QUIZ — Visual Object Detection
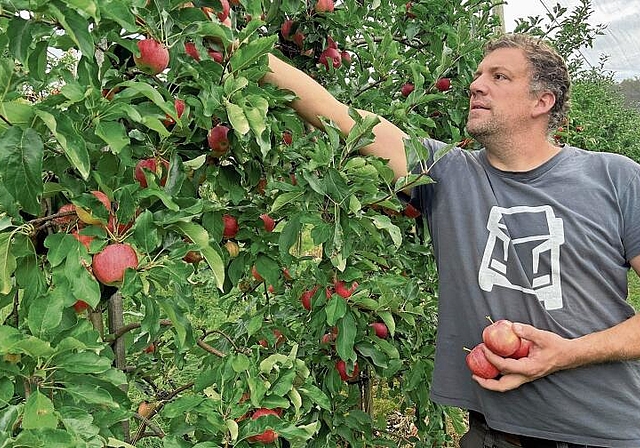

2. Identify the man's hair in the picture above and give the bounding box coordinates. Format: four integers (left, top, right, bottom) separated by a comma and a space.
484, 33, 570, 133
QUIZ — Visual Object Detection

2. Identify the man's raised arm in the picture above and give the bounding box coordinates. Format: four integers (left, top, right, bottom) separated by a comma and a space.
262, 54, 409, 181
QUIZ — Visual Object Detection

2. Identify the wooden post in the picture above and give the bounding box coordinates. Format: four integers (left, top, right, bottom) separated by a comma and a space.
108, 291, 130, 442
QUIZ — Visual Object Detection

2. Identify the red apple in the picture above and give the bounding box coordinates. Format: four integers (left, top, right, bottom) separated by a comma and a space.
215, 0, 230, 21
435, 77, 451, 92
315, 0, 334, 13
334, 280, 358, 298
163, 98, 186, 126
340, 50, 351, 65
260, 214, 275, 232
92, 243, 139, 286
183, 250, 203, 264
144, 343, 155, 353
73, 300, 90, 313
251, 265, 263, 283
76, 191, 111, 225
54, 203, 77, 226
482, 319, 521, 357
511, 338, 532, 359
134, 158, 170, 188
300, 286, 319, 311
208, 49, 224, 64
134, 39, 170, 75
319, 47, 341, 70
247, 408, 279, 444
185, 42, 200, 61
222, 214, 238, 239
72, 231, 94, 251
401, 83, 415, 97
370, 322, 389, 339
465, 343, 500, 379
208, 124, 230, 156
281, 19, 294, 40
282, 131, 293, 146
405, 1, 416, 18
403, 203, 421, 218
137, 401, 155, 419
336, 359, 359, 381
292, 31, 305, 49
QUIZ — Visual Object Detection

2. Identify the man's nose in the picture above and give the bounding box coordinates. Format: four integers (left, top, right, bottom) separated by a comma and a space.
469, 76, 486, 95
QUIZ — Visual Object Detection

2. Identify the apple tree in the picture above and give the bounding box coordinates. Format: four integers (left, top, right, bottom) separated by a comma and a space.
0, 0, 596, 447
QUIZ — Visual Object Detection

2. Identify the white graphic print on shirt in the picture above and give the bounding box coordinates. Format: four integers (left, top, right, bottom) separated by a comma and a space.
478, 205, 565, 310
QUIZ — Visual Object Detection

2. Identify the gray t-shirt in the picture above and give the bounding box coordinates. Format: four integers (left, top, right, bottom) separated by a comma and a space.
413, 139, 640, 447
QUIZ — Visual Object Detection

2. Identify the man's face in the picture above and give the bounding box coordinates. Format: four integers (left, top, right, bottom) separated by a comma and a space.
466, 47, 539, 140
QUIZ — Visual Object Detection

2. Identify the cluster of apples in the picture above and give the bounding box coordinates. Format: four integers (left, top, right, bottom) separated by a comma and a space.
465, 318, 532, 379
55, 190, 139, 315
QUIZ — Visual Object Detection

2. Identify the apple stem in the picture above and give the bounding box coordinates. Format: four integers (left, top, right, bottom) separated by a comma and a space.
485, 315, 495, 324
462, 346, 471, 353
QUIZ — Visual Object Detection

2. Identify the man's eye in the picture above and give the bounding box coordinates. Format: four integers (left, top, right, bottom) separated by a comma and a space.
495, 73, 507, 80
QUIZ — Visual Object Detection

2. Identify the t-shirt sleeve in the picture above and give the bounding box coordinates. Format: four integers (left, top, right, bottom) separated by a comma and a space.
620, 167, 640, 262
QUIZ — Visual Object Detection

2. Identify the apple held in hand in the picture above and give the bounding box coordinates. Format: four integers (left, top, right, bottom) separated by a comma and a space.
92, 243, 139, 286
511, 338, 532, 359
465, 343, 500, 379
482, 318, 521, 357
134, 38, 170, 75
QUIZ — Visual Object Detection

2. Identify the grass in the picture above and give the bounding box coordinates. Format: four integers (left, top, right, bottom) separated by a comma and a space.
629, 270, 640, 310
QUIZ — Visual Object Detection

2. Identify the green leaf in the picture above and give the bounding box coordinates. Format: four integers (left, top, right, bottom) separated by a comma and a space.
63, 382, 119, 408
171, 221, 225, 290
47, 1, 94, 59
7, 17, 33, 65
298, 384, 331, 410
22, 390, 58, 429
0, 127, 44, 215
95, 121, 130, 154
0, 59, 17, 103
229, 36, 277, 73
231, 353, 250, 373
27, 294, 64, 339
0, 377, 14, 407
225, 101, 250, 135
101, 0, 138, 32
336, 311, 357, 362
270, 191, 304, 213
56, 352, 113, 374
35, 110, 91, 180
370, 215, 402, 248
0, 232, 16, 295
325, 296, 346, 326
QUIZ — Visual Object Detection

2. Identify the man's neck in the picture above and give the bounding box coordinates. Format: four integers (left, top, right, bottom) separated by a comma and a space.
483, 135, 561, 172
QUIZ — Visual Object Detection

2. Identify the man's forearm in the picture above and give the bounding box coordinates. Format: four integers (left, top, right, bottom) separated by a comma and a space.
262, 54, 409, 181
564, 313, 640, 369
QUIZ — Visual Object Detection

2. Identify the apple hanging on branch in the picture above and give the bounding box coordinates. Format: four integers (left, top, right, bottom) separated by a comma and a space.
247, 408, 280, 444
92, 243, 139, 286
134, 38, 170, 75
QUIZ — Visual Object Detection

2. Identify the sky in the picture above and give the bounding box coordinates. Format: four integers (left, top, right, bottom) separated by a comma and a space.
502, 0, 640, 80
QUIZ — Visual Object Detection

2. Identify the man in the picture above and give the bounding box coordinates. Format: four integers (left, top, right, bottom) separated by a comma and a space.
263, 34, 640, 447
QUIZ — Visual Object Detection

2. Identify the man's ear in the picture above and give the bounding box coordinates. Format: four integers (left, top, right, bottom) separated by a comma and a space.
532, 90, 556, 119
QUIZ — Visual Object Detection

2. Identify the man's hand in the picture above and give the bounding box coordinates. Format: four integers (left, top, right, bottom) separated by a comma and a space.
472, 323, 572, 392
